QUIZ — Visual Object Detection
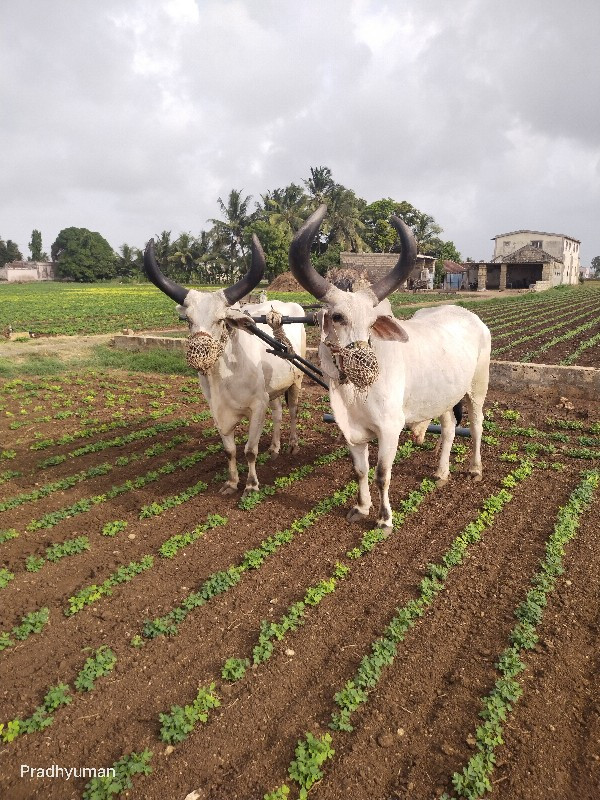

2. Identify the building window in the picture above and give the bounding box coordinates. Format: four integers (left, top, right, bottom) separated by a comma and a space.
531, 240, 542, 248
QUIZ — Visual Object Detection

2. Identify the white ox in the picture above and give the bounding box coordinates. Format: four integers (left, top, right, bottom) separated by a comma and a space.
289, 205, 491, 529
144, 237, 306, 496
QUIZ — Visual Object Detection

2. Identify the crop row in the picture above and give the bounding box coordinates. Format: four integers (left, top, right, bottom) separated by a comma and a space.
441, 468, 599, 799
77, 455, 531, 799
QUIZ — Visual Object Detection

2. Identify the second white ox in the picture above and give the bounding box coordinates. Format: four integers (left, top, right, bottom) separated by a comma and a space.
289, 205, 491, 530
144, 237, 306, 496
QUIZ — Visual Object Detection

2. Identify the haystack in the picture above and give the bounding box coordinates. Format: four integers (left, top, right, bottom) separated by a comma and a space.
267, 272, 304, 291
325, 267, 371, 292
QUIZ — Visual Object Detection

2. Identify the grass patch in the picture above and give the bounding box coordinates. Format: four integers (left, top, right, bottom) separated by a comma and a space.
0, 354, 67, 378
86, 344, 191, 375
0, 345, 190, 379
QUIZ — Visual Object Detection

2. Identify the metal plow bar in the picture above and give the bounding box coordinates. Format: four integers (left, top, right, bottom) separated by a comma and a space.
243, 321, 328, 390
249, 314, 319, 326
323, 413, 472, 438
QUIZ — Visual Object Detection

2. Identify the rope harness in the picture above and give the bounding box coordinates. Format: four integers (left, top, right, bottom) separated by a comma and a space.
264, 309, 294, 354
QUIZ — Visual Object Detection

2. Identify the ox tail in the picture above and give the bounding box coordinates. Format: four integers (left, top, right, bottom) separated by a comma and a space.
284, 389, 290, 407
453, 400, 463, 426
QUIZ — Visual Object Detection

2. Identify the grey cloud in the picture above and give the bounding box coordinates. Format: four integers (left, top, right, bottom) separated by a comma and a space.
1, 0, 598, 264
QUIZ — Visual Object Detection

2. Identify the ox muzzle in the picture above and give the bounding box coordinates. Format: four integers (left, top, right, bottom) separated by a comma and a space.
186, 331, 227, 373
337, 340, 380, 389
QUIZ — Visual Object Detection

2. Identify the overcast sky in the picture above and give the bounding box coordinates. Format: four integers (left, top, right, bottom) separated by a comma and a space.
2, 0, 599, 264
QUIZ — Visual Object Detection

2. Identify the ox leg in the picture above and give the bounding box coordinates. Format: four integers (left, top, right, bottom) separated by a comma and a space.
434, 410, 456, 486
346, 442, 372, 523
219, 431, 239, 495
286, 383, 301, 455
268, 398, 282, 459
375, 436, 400, 530
243, 404, 268, 498
465, 394, 484, 481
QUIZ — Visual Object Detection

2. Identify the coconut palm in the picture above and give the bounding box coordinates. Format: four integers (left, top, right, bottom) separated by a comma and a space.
325, 186, 368, 252
207, 189, 253, 263
263, 183, 308, 235
303, 166, 335, 207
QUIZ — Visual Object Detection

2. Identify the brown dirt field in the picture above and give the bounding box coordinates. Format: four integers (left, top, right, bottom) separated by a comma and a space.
0, 372, 598, 800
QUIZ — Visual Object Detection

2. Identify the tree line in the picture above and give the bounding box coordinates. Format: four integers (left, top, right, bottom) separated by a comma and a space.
2, 166, 464, 284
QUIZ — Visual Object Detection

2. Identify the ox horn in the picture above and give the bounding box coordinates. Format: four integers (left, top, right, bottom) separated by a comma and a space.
288, 204, 331, 300
143, 234, 265, 307
370, 216, 418, 303
144, 239, 189, 305
223, 234, 266, 306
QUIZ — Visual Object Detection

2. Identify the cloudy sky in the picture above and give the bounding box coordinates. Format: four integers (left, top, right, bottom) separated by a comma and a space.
2, 0, 599, 264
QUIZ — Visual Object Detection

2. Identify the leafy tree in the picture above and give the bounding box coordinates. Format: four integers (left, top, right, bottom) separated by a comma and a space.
591, 255, 600, 277
243, 220, 290, 281
0, 238, 23, 268
28, 230, 47, 261
51, 228, 117, 282
361, 199, 426, 252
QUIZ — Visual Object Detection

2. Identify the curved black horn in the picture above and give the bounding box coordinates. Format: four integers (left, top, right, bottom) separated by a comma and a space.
289, 204, 331, 300
144, 239, 189, 305
223, 234, 266, 306
370, 216, 418, 303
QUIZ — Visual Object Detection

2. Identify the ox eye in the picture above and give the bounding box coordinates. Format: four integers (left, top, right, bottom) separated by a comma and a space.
332, 312, 346, 324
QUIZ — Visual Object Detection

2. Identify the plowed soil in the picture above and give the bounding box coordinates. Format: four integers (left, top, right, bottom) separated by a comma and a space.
0, 372, 598, 800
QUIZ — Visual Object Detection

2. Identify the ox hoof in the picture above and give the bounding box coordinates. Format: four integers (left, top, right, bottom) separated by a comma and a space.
435, 476, 449, 487
470, 472, 483, 482
346, 506, 370, 523
376, 520, 393, 532
241, 486, 259, 500
268, 448, 280, 460
290, 444, 300, 455
219, 484, 238, 496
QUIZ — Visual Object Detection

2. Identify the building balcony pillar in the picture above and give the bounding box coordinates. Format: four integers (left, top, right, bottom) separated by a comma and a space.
499, 263, 507, 290
477, 264, 487, 291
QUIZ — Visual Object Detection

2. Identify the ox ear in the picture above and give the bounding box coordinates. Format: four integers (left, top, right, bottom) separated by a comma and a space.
318, 309, 333, 340
224, 310, 255, 331
371, 315, 409, 342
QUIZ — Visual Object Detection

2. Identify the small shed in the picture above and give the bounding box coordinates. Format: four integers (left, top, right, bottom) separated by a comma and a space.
442, 260, 467, 290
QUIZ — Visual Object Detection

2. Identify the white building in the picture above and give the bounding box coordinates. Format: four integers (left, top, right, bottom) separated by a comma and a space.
491, 230, 580, 288
0, 261, 55, 282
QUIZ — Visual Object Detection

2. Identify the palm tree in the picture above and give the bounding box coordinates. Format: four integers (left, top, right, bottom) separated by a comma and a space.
303, 166, 335, 207
207, 189, 253, 263
325, 186, 368, 252
410, 212, 443, 254
168, 232, 199, 282
152, 231, 173, 274
264, 183, 308, 235
116, 243, 141, 279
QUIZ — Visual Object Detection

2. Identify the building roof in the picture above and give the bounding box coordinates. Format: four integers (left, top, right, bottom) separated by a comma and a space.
442, 260, 467, 274
493, 244, 561, 264
492, 230, 580, 243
